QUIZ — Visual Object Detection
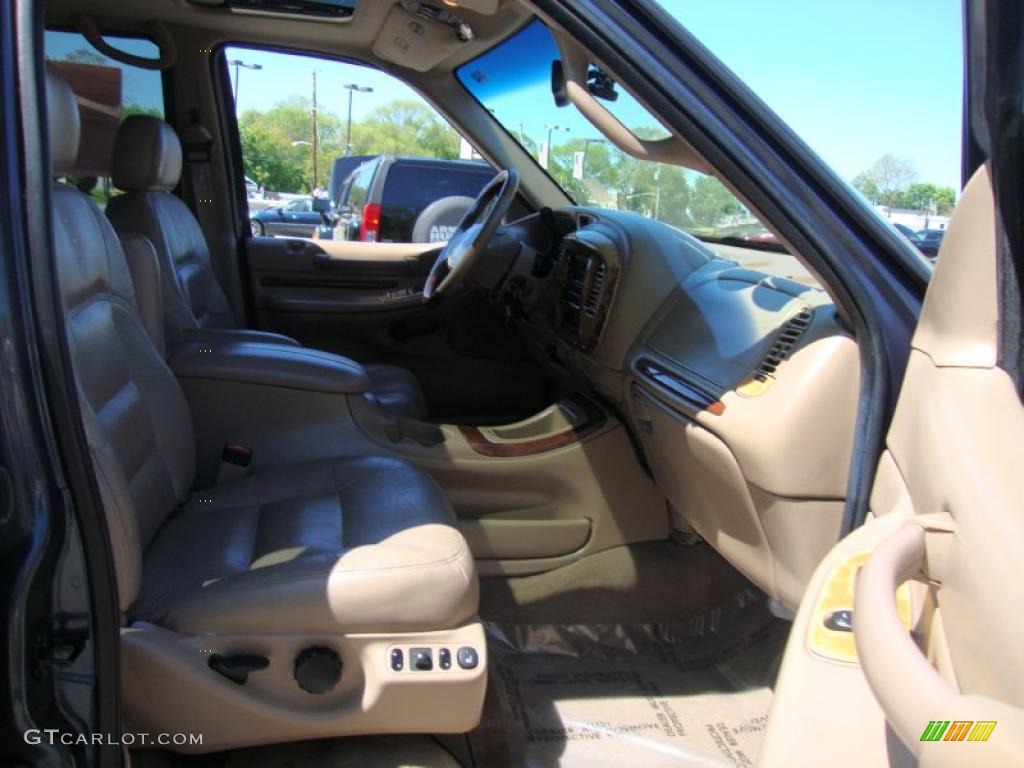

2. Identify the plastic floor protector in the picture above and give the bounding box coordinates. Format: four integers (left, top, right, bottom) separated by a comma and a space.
469, 589, 788, 768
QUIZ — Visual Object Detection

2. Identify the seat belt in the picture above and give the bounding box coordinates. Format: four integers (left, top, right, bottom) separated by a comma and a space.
180, 111, 234, 302
217, 443, 253, 484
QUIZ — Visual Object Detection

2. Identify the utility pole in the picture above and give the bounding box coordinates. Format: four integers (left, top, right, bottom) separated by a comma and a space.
311, 69, 318, 193
581, 137, 605, 178
543, 124, 569, 170
343, 83, 374, 156
229, 59, 262, 104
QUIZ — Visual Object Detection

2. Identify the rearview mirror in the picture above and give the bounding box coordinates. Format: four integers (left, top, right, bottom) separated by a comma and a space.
551, 60, 570, 108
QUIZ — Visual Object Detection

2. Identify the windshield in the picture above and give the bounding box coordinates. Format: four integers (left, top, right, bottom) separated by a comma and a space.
456, 20, 779, 252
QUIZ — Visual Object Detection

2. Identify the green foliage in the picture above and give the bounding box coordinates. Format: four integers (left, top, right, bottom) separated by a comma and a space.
238, 120, 308, 193
122, 103, 163, 118
899, 182, 956, 214
349, 101, 459, 159
689, 175, 742, 227
852, 154, 957, 213
238, 98, 460, 192
853, 153, 918, 206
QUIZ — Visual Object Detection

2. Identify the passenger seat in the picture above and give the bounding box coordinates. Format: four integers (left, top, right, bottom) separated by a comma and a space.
105, 115, 428, 420
47, 66, 483, 752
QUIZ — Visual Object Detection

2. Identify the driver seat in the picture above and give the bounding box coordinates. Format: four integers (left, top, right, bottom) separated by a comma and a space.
105, 115, 428, 420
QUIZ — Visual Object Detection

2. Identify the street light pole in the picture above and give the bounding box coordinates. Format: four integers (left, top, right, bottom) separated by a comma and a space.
310, 70, 319, 192
581, 137, 605, 178
543, 124, 569, 170
343, 83, 374, 156
229, 59, 262, 104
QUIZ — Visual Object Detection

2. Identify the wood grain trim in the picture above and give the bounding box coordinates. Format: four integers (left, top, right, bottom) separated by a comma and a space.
459, 399, 607, 458
635, 358, 726, 415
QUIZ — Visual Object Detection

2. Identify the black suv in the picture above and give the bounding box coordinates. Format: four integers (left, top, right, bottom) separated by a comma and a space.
330, 155, 498, 243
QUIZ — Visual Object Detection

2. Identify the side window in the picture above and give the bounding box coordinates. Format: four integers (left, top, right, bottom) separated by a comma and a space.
44, 30, 165, 207
226, 46, 493, 243
345, 163, 374, 211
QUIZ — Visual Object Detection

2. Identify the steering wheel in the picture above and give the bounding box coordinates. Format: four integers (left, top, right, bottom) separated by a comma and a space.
422, 169, 520, 301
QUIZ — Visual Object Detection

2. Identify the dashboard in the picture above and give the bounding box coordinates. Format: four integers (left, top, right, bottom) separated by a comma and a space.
498, 207, 862, 609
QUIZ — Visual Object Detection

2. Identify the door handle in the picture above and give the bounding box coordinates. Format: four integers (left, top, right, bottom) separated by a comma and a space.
854, 521, 1023, 762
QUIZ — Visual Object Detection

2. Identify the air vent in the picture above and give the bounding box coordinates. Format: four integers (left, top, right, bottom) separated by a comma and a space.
577, 213, 596, 228
563, 254, 588, 306
584, 260, 607, 316
742, 308, 813, 394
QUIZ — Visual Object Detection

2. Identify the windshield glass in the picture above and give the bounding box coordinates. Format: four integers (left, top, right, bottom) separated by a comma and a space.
454, 20, 817, 284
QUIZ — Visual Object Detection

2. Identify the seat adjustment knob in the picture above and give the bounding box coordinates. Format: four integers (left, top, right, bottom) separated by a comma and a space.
294, 646, 342, 694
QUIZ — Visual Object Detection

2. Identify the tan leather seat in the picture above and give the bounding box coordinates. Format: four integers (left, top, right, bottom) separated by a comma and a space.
47, 63, 476, 650
104, 115, 429, 420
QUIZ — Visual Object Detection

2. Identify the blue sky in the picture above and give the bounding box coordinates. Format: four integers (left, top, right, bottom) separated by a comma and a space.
49, 1, 965, 192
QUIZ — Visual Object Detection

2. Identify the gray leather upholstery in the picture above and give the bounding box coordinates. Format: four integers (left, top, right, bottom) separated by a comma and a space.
364, 364, 430, 420
134, 457, 476, 634
53, 183, 196, 610
167, 340, 373, 395
111, 115, 182, 192
171, 328, 302, 347
46, 64, 79, 175
119, 232, 166, 355
106, 115, 429, 420
47, 69, 475, 629
105, 179, 237, 333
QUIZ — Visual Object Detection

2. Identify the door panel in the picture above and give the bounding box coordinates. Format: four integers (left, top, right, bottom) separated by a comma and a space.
247, 236, 546, 421
856, 165, 1024, 764
762, 165, 1024, 767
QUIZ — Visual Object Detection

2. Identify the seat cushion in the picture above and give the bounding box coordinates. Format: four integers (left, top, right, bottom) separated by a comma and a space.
132, 456, 477, 635
365, 364, 429, 420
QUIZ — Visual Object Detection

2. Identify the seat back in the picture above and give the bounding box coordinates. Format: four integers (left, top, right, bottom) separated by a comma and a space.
47, 67, 196, 611
106, 115, 236, 336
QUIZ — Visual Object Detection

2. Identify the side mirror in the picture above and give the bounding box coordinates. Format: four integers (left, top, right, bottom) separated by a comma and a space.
311, 197, 331, 214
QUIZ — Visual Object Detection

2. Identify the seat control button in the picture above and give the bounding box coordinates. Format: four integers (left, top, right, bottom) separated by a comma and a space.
457, 646, 478, 670
410, 647, 433, 671
824, 609, 854, 632
439, 648, 452, 670
390, 648, 404, 671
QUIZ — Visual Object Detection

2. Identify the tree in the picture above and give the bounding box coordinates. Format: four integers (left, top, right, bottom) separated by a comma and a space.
852, 154, 917, 207
238, 120, 307, 193
889, 182, 958, 215
349, 101, 459, 159
934, 186, 957, 215
689, 174, 741, 228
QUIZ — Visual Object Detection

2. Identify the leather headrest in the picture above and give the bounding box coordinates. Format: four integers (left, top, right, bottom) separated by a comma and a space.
46, 64, 81, 176
112, 115, 183, 191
